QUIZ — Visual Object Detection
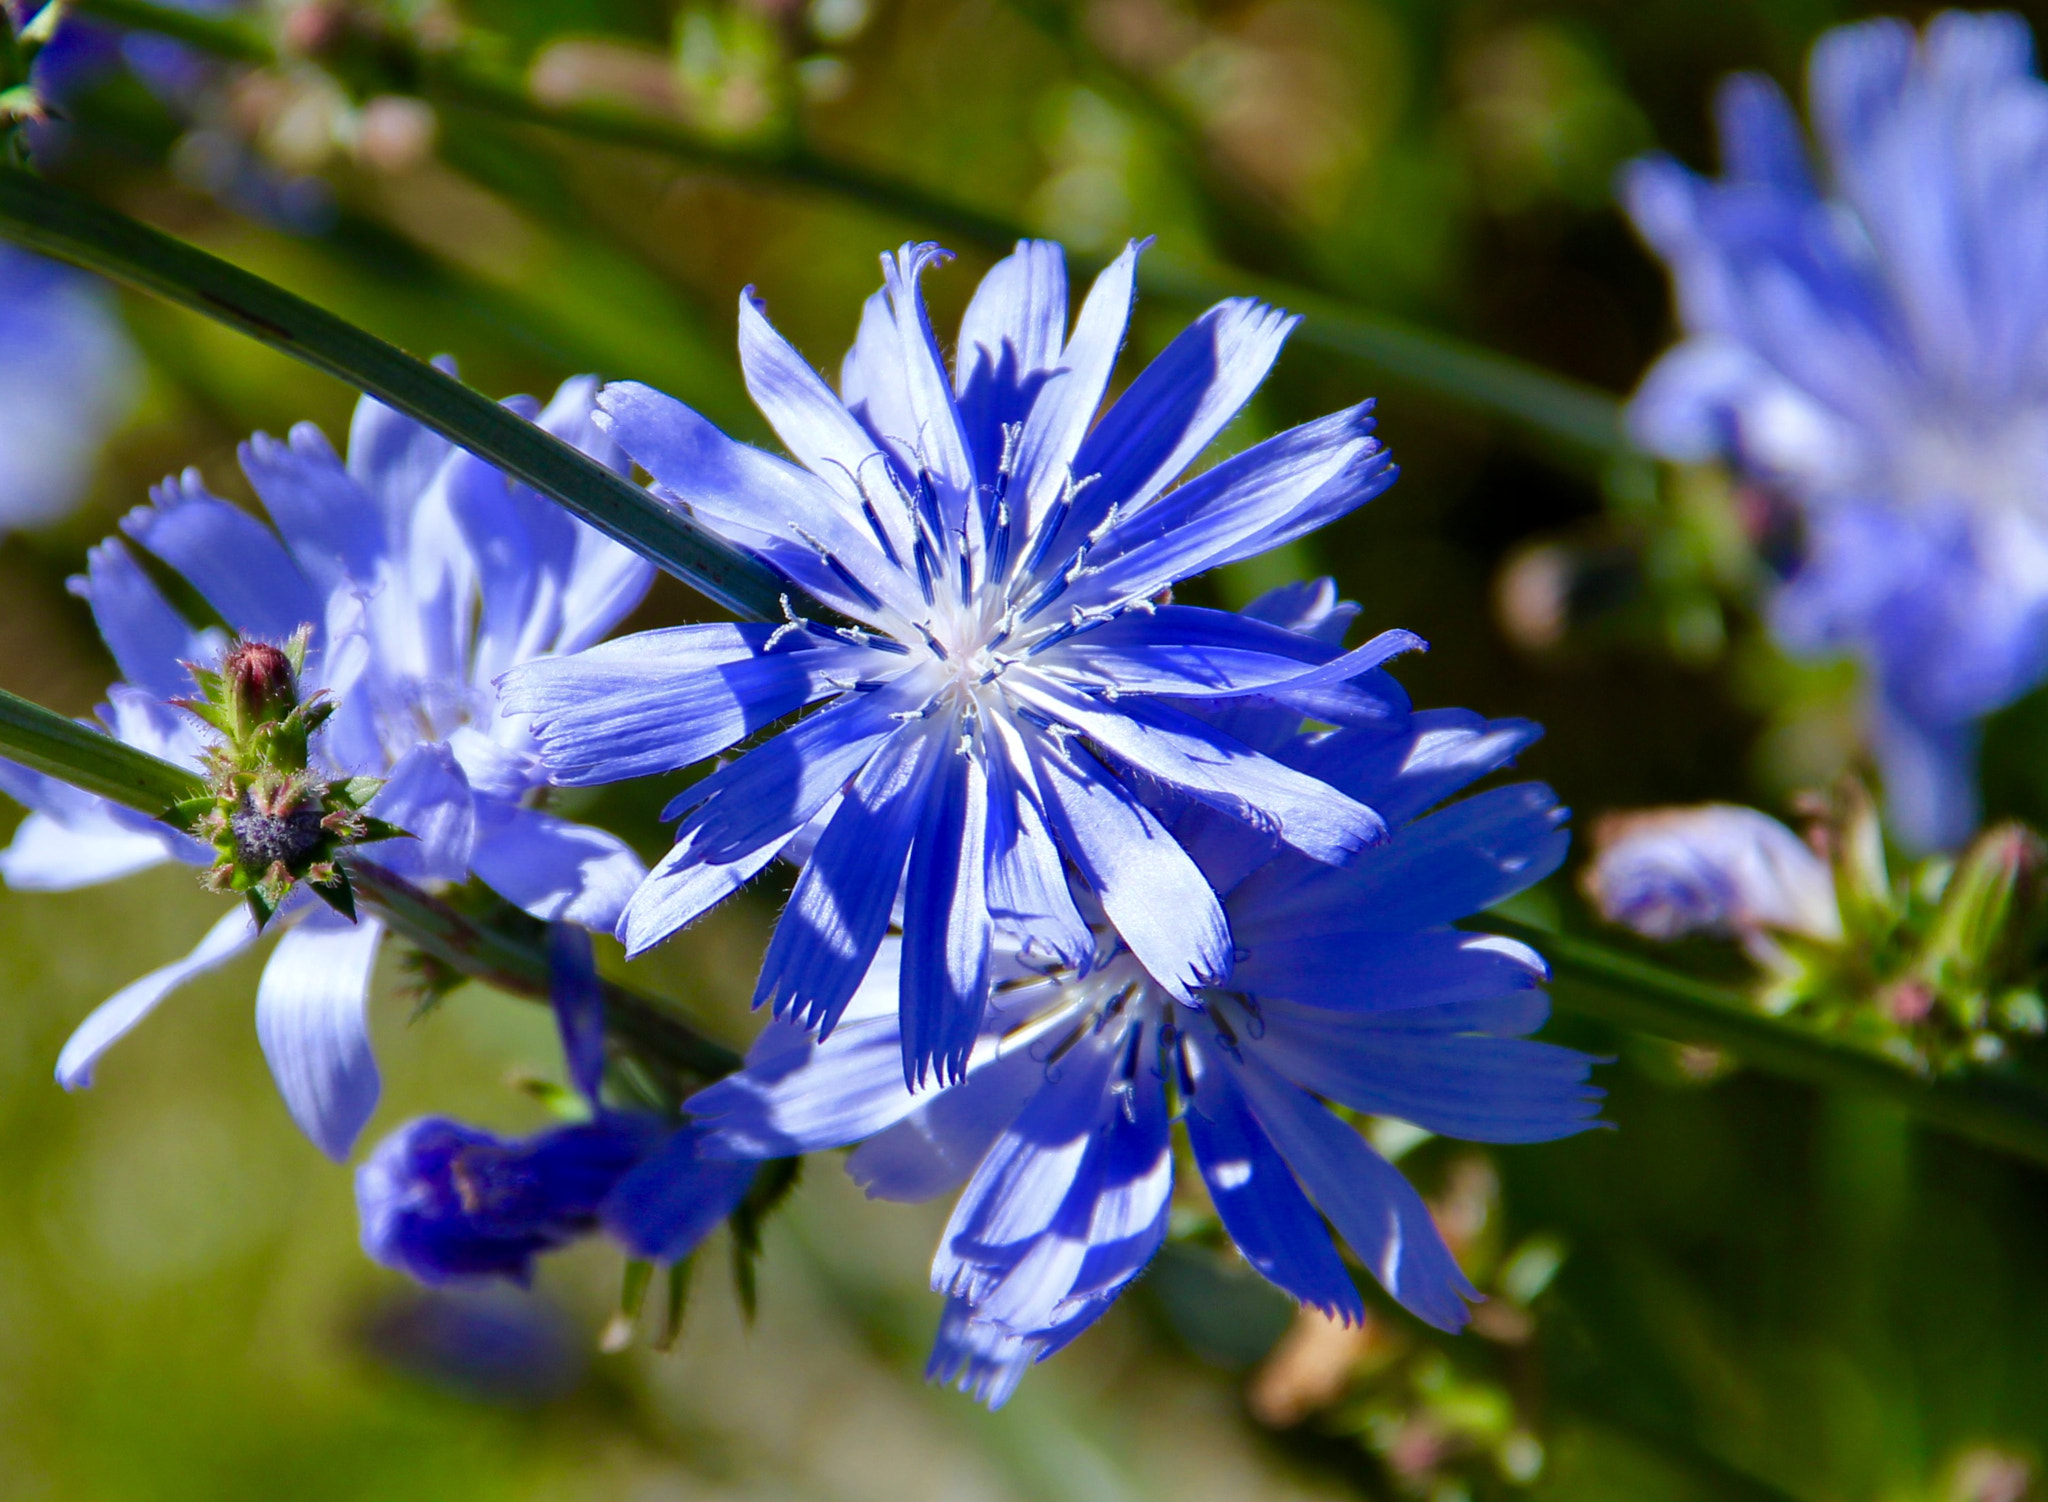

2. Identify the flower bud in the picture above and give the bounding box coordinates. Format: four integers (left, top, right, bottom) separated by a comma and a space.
222, 639, 299, 732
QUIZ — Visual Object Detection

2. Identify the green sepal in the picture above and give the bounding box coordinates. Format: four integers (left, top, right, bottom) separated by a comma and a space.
653, 1256, 695, 1354
728, 1157, 801, 1326
309, 864, 358, 922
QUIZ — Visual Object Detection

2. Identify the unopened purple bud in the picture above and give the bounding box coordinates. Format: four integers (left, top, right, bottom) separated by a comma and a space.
223, 639, 298, 725
1585, 804, 1842, 945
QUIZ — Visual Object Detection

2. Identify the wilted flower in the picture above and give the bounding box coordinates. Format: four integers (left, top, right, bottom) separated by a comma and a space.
681, 584, 1601, 1405
1621, 12, 2048, 850
503, 239, 1410, 1089
359, 928, 753, 1285
0, 375, 654, 1158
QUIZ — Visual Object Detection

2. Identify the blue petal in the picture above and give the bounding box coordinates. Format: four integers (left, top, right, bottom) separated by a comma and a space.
1184, 1061, 1363, 1322
1230, 782, 1570, 941
734, 292, 899, 504
925, 1296, 1040, 1409
470, 803, 645, 931
1014, 678, 1386, 865
954, 240, 1068, 478
503, 624, 878, 786
56, 907, 261, 1089
1240, 576, 1361, 644
900, 743, 994, 1088
1029, 736, 1230, 1001
662, 674, 932, 862
596, 380, 918, 625
547, 924, 607, 1104
346, 364, 456, 521
1248, 996, 1605, 1143
689, 984, 921, 1158
1041, 605, 1419, 703
1282, 710, 1546, 827
255, 910, 385, 1161
878, 243, 978, 527
601, 1128, 757, 1262
1714, 72, 1815, 192
980, 719, 1092, 967
122, 469, 320, 643
937, 1024, 1172, 1335
362, 742, 475, 884
847, 1041, 1046, 1202
619, 826, 795, 957
1009, 240, 1143, 540
1050, 296, 1299, 552
0, 806, 179, 890
1236, 928, 1550, 1013
69, 538, 204, 700
1229, 1047, 1477, 1332
238, 423, 387, 590
755, 726, 932, 1035
840, 283, 918, 476
359, 1112, 657, 1286
1058, 404, 1394, 616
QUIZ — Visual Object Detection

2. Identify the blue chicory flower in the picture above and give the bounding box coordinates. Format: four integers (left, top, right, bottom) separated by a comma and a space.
0, 375, 656, 1159
502, 239, 1410, 1090
1584, 803, 1842, 950
1621, 11, 2048, 850
680, 582, 1603, 1405
359, 927, 753, 1284
0, 245, 135, 532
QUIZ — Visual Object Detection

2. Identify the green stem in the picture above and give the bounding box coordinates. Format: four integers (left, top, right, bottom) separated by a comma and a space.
0, 169, 790, 623
1481, 915, 2048, 1168
65, 0, 1629, 456
0, 687, 738, 1079
346, 865, 740, 1079
0, 686, 205, 811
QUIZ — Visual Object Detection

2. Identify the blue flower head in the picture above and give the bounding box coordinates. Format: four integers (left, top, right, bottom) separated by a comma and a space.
680, 582, 1603, 1405
0, 375, 657, 1160
359, 927, 753, 1285
504, 240, 1409, 1090
0, 245, 135, 531
1622, 11, 2048, 850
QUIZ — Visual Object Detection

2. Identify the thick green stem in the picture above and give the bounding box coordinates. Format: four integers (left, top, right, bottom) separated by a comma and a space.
0, 686, 206, 811
1481, 915, 2048, 1168
0, 170, 789, 622
65, 0, 1629, 456
0, 687, 738, 1079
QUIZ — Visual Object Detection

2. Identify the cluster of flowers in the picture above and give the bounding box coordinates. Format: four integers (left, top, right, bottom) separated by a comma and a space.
0, 238, 1603, 1402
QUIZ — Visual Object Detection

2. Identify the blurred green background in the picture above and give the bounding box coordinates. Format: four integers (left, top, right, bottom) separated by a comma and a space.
9, 0, 2048, 1496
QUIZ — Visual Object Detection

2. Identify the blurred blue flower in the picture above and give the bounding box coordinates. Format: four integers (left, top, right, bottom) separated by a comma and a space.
682, 582, 1602, 1405
0, 245, 135, 531
0, 375, 656, 1160
360, 928, 753, 1284
1584, 804, 1841, 954
1623, 12, 2048, 850
503, 239, 1408, 1089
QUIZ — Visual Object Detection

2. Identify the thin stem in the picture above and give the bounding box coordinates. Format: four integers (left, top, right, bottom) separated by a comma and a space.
0, 169, 791, 623
1480, 915, 2048, 1168
347, 865, 741, 1079
0, 686, 739, 1079
65, 0, 1629, 456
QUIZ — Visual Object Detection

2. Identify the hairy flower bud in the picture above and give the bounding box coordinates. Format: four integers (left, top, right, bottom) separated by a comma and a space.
175, 628, 405, 927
